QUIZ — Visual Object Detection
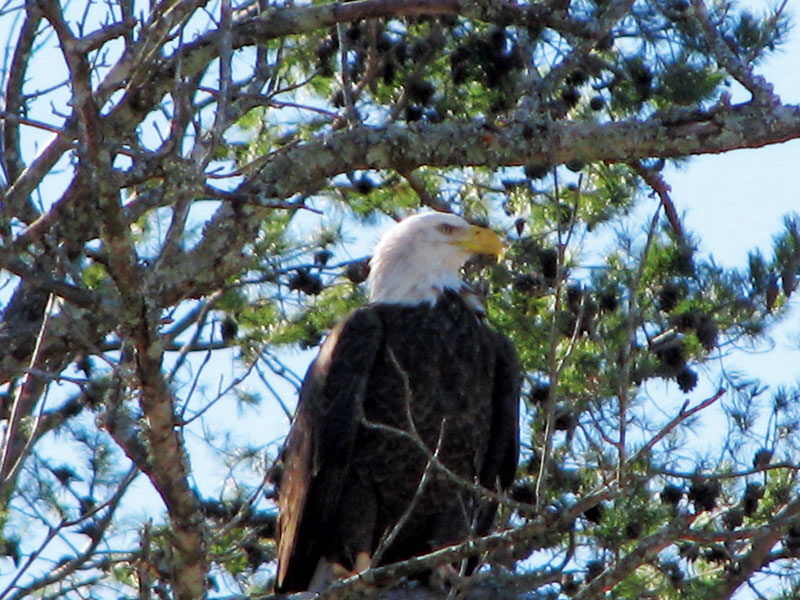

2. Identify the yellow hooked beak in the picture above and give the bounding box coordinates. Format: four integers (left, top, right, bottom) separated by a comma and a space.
454, 225, 504, 261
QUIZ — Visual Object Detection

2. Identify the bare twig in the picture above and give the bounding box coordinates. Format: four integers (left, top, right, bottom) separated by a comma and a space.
181, 354, 260, 426
0, 293, 55, 485
360, 416, 535, 517
615, 202, 663, 484
321, 487, 616, 598
336, 22, 358, 125
1, 467, 138, 600
658, 461, 799, 480
629, 160, 684, 241
631, 388, 726, 465
167, 290, 223, 385
372, 420, 447, 567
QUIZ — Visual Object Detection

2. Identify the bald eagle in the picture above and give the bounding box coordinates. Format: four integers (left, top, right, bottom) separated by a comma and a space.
274, 212, 520, 592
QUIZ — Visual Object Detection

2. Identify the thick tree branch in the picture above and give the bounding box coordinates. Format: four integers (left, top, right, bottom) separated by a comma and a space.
133, 344, 208, 600
0, 254, 99, 310
243, 102, 800, 202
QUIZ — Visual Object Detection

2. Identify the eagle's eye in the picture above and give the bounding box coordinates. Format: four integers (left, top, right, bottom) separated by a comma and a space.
437, 223, 458, 235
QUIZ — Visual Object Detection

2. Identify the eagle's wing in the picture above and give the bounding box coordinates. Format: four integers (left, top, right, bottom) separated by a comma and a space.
467, 330, 520, 551
480, 330, 521, 491
275, 307, 383, 592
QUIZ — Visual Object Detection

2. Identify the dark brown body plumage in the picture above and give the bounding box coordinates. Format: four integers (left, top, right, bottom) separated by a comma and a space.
274, 291, 520, 593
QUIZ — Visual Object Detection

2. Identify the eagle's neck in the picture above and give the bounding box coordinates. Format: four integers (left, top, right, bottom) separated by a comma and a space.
368, 273, 467, 306
367, 263, 486, 314
367, 248, 468, 306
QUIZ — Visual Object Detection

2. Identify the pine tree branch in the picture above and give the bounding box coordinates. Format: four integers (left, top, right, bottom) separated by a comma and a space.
629, 161, 684, 241
716, 496, 800, 598
572, 514, 698, 600
689, 0, 778, 105
0, 467, 138, 600
243, 102, 800, 204
631, 388, 726, 465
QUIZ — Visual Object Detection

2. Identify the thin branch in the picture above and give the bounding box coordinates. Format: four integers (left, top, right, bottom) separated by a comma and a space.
320, 487, 616, 599
717, 495, 800, 598
372, 420, 447, 567
398, 169, 450, 212
615, 201, 663, 485
690, 0, 778, 105
629, 160, 684, 241
336, 22, 358, 125
167, 290, 223, 385
536, 168, 569, 509
0, 293, 54, 485
573, 513, 698, 600
181, 355, 260, 426
0, 110, 64, 134
631, 388, 726, 465
1, 467, 138, 600
255, 360, 295, 423
360, 417, 536, 517
658, 461, 799, 480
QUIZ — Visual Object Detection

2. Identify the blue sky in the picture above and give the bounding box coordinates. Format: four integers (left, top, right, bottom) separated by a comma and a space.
667, 0, 799, 268
662, 4, 800, 394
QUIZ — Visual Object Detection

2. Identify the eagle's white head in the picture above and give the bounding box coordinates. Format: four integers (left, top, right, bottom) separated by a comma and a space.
367, 212, 503, 305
